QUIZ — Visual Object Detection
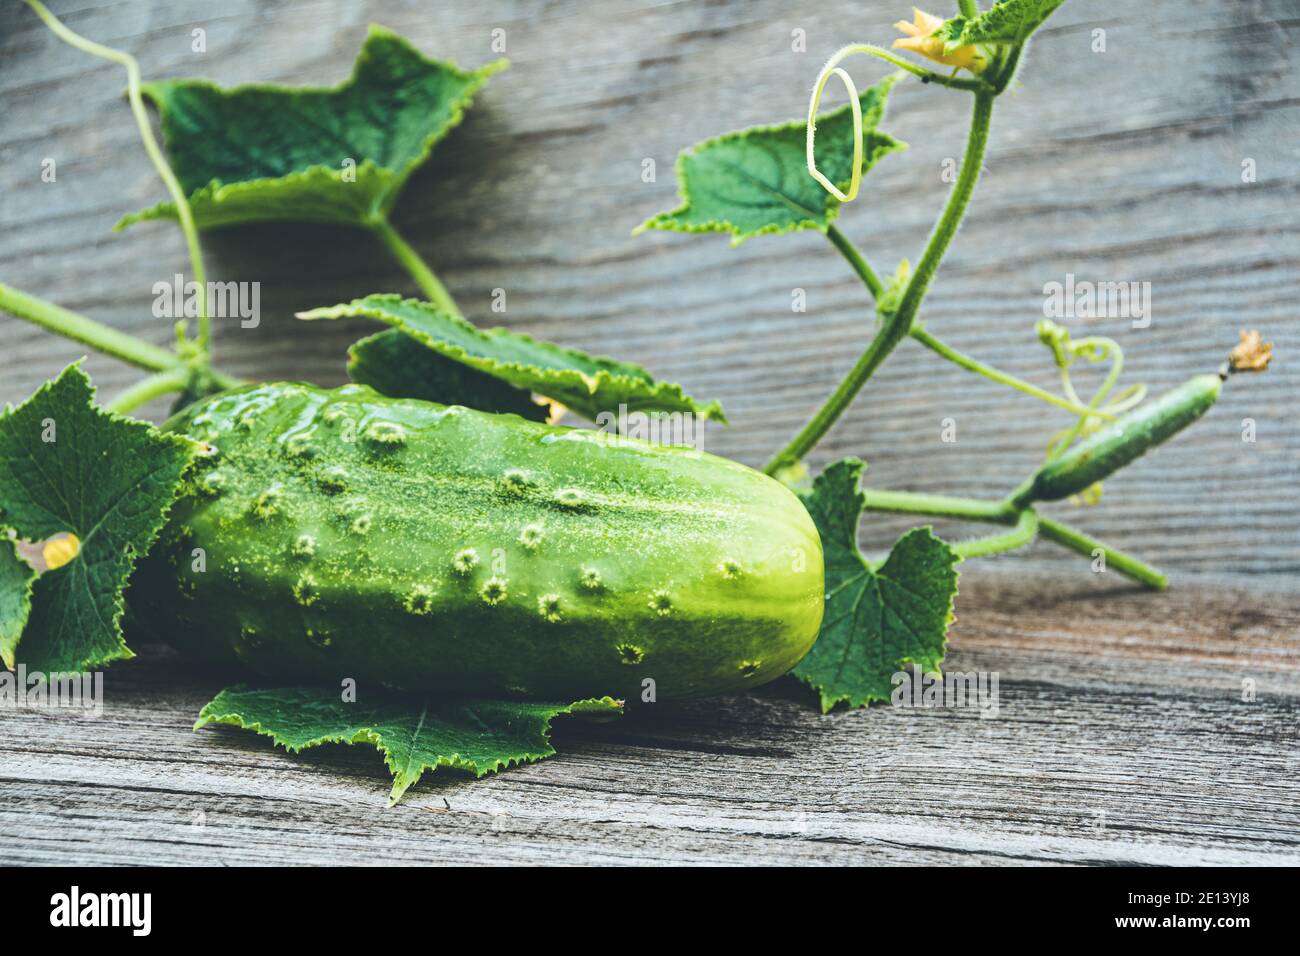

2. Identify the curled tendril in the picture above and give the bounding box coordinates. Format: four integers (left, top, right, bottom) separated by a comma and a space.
807, 44, 924, 204
806, 39, 993, 204
808, 61, 863, 202
1036, 319, 1149, 503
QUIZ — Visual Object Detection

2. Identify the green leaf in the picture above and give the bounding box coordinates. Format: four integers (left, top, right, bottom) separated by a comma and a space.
116, 25, 506, 231
195, 685, 624, 805
636, 72, 905, 245
0, 365, 195, 672
300, 294, 727, 423
792, 458, 960, 712
348, 328, 548, 421
942, 0, 1067, 52
0, 538, 36, 670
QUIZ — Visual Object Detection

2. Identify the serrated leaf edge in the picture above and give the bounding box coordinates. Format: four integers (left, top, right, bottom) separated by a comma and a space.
0, 537, 36, 671
194, 689, 623, 805
299, 294, 728, 422
116, 24, 508, 231
942, 0, 1067, 51
635, 72, 907, 247
811, 525, 960, 712
794, 457, 961, 713
0, 362, 198, 672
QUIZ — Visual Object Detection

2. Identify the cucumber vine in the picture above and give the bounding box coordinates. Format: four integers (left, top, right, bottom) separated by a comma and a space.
643, 0, 1271, 591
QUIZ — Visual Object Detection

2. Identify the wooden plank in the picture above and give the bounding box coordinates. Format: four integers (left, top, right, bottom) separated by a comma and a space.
0, 0, 1296, 865
1, 571, 1296, 866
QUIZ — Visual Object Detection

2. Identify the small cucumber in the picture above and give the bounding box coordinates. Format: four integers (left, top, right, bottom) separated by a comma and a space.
1013, 373, 1222, 506
132, 383, 824, 700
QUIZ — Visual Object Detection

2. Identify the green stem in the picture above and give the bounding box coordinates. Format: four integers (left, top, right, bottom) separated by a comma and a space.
0, 281, 178, 371
766, 90, 996, 475
826, 225, 883, 300
987, 44, 1023, 94
861, 488, 1016, 523
823, 229, 1108, 422
910, 325, 1117, 420
1037, 516, 1168, 590
886, 89, 994, 367
28, 0, 210, 351
952, 507, 1038, 560
855, 486, 1167, 588
370, 216, 463, 318
957, 0, 979, 16
105, 367, 192, 414
818, 44, 992, 94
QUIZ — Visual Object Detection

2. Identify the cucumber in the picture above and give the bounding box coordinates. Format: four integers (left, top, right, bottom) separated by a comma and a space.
131, 382, 824, 700
1013, 373, 1223, 506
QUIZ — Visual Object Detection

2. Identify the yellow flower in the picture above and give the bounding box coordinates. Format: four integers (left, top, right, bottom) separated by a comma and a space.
42, 532, 80, 570
893, 8, 987, 73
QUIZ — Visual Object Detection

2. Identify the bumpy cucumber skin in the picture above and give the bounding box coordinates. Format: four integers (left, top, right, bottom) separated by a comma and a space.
132, 383, 824, 700
1025, 373, 1222, 503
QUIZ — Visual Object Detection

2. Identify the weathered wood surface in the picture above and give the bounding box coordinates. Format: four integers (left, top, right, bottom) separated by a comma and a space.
1, 0, 1297, 865
2, 572, 1297, 866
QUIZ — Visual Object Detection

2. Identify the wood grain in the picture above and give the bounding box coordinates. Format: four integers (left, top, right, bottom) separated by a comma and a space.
0, 0, 1297, 865
1, 570, 1296, 866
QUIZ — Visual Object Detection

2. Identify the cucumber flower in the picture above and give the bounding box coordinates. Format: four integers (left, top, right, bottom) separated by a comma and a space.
893, 8, 987, 73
